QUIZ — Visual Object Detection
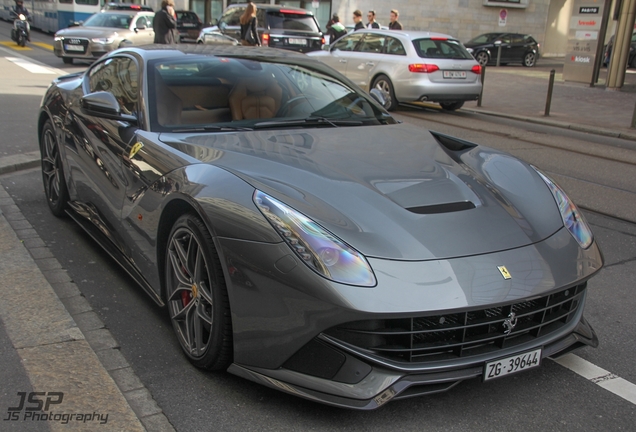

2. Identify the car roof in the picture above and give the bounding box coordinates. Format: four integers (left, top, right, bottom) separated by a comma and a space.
226, 3, 315, 15
121, 44, 314, 62
350, 29, 459, 41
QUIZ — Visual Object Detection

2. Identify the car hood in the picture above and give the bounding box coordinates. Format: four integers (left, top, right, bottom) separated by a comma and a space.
55, 27, 128, 38
159, 124, 563, 260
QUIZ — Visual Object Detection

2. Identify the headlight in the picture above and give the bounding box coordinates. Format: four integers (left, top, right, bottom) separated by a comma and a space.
18, 14, 26, 20
532, 167, 593, 249
54, 36, 63, 41
254, 190, 376, 287
91, 37, 115, 44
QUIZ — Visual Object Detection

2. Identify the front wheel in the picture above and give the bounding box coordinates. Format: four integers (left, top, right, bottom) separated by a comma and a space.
523, 52, 536, 67
475, 51, 489, 67
440, 101, 464, 111
18, 34, 25, 47
371, 74, 398, 111
165, 214, 233, 370
40, 120, 69, 217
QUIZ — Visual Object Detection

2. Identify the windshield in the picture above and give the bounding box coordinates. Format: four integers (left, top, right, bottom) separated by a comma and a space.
412, 38, 473, 60
148, 56, 393, 132
266, 12, 320, 32
467, 33, 502, 45
83, 13, 133, 29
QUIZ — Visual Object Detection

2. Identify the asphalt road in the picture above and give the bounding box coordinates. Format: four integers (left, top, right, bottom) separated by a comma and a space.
0, 19, 635, 431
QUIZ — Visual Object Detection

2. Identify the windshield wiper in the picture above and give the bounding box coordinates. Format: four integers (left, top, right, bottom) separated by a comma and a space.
253, 116, 363, 129
170, 125, 253, 133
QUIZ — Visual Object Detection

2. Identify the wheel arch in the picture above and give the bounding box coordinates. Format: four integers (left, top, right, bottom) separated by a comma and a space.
37, 110, 52, 150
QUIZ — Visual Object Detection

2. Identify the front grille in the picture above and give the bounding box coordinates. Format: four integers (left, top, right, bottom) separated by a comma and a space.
62, 38, 89, 54
324, 284, 585, 363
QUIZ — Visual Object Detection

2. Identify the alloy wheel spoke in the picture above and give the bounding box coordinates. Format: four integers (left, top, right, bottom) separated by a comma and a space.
168, 247, 192, 286
196, 301, 213, 326
193, 312, 205, 355
173, 294, 196, 322
173, 234, 192, 277
193, 247, 203, 283
168, 284, 192, 302
198, 280, 214, 306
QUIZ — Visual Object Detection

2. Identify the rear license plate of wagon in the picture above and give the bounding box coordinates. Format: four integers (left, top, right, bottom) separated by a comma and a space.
484, 348, 542, 381
288, 38, 306, 45
443, 71, 466, 79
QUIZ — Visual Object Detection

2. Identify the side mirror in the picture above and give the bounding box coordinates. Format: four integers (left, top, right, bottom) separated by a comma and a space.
68, 21, 81, 28
494, 40, 502, 46
219, 21, 227, 30
209, 18, 218, 26
369, 89, 390, 109
81, 92, 137, 124
322, 44, 330, 51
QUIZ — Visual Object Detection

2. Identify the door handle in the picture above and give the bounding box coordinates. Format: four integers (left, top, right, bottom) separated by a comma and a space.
339, 59, 347, 63
366, 62, 375, 66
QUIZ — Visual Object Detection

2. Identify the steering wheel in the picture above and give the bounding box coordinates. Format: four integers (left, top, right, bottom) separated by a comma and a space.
345, 97, 366, 115
277, 95, 320, 117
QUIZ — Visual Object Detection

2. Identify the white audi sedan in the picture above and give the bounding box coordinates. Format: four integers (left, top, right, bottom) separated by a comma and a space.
308, 29, 482, 111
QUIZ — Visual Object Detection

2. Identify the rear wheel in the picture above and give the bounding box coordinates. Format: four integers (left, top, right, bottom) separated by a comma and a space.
523, 52, 536, 67
371, 74, 398, 111
40, 120, 69, 217
62, 57, 73, 65
440, 101, 464, 111
475, 51, 489, 67
165, 214, 233, 370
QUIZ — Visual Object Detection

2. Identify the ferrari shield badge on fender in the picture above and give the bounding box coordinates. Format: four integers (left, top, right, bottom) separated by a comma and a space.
129, 142, 144, 159
498, 266, 512, 280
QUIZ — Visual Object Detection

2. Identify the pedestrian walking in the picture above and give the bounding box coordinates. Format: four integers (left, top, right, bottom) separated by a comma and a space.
327, 14, 347, 43
240, 2, 261, 46
388, 9, 403, 30
366, 10, 380, 29
153, 0, 177, 44
352, 9, 364, 31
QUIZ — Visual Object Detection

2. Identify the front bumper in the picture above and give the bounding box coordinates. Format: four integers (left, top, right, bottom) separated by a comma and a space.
53, 38, 116, 61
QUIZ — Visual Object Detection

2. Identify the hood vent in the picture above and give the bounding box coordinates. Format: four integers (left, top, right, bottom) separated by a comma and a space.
430, 131, 477, 152
406, 201, 476, 215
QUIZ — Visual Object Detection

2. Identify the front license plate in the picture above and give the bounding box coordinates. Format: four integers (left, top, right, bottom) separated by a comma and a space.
443, 71, 467, 79
484, 348, 542, 381
64, 45, 84, 52
288, 38, 306, 45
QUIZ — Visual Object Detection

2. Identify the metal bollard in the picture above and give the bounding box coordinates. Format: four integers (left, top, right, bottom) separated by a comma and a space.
477, 65, 486, 107
496, 45, 502, 67
631, 99, 636, 128
544, 69, 555, 117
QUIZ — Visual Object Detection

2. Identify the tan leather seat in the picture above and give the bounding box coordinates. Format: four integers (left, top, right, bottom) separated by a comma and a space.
229, 77, 282, 121
155, 73, 183, 126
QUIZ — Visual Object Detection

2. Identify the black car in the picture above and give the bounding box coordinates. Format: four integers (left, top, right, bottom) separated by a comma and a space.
603, 33, 636, 68
102, 2, 153, 12
212, 4, 323, 53
464, 33, 540, 67
176, 10, 202, 41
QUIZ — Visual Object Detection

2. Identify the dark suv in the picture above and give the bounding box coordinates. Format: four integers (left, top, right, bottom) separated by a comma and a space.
213, 4, 323, 53
464, 33, 540, 67
176, 10, 202, 41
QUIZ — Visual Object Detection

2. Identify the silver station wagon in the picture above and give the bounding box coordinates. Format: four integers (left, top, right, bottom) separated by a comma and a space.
308, 29, 482, 111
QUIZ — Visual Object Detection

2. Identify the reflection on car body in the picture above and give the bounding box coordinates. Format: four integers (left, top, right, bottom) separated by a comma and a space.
38, 44, 602, 410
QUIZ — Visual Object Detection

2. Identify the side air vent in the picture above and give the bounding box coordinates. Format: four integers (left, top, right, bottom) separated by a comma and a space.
430, 131, 478, 152
406, 201, 475, 214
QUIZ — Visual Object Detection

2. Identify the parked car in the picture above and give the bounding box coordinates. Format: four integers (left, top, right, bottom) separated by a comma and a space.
603, 33, 636, 68
102, 2, 153, 12
38, 44, 602, 409
196, 29, 239, 45
308, 29, 482, 111
204, 4, 323, 53
464, 33, 540, 67
176, 10, 202, 41
53, 11, 155, 64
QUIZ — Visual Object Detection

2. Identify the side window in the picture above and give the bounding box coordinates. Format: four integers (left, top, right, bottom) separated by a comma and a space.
89, 57, 139, 115
385, 36, 406, 55
227, 7, 244, 26
499, 35, 511, 44
511, 35, 524, 44
135, 16, 147, 29
332, 33, 363, 52
356, 34, 385, 53
524, 35, 535, 44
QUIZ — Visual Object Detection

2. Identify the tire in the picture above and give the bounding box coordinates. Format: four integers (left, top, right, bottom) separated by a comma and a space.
523, 52, 536, 67
18, 35, 25, 47
165, 214, 233, 370
475, 51, 489, 67
62, 57, 73, 65
40, 120, 69, 217
439, 101, 464, 111
371, 74, 398, 111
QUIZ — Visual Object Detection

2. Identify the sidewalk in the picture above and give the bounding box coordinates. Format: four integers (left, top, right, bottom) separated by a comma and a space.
462, 57, 636, 140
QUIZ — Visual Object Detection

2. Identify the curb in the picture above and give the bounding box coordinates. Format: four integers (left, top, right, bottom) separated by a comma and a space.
0, 164, 174, 431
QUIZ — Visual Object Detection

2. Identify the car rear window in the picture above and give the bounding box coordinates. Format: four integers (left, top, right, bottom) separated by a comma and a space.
83, 13, 134, 29
413, 38, 473, 60
266, 11, 320, 32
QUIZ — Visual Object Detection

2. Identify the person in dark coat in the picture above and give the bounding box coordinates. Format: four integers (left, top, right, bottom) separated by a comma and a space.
240, 2, 261, 46
352, 9, 364, 31
153, 0, 177, 44
366, 10, 380, 29
388, 9, 403, 30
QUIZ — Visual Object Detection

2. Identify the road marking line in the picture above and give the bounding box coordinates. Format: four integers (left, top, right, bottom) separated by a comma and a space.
32, 41, 54, 51
0, 40, 32, 51
552, 354, 636, 405
5, 56, 57, 74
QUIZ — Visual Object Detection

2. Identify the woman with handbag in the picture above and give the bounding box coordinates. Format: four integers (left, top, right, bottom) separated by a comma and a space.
240, 3, 261, 46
